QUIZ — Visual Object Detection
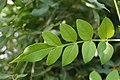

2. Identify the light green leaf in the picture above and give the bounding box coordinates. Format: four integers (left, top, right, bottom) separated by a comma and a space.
60, 24, 77, 42
10, 43, 53, 63
98, 17, 114, 39
82, 41, 96, 63
106, 70, 119, 80
46, 46, 63, 65
62, 43, 78, 66
89, 71, 102, 80
42, 31, 62, 46
0, 0, 7, 11
76, 19, 94, 40
98, 42, 114, 64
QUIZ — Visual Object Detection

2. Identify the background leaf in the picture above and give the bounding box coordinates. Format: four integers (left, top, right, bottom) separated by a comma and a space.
42, 32, 62, 46
31, 4, 49, 16
106, 70, 119, 80
0, 36, 8, 49
62, 43, 78, 66
46, 46, 63, 65
10, 43, 53, 63
82, 41, 96, 63
98, 42, 114, 64
0, 0, 7, 11
98, 17, 114, 39
89, 71, 102, 80
60, 24, 77, 42
76, 19, 94, 40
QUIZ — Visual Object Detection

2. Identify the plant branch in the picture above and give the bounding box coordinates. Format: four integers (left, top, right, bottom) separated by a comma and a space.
113, 0, 120, 22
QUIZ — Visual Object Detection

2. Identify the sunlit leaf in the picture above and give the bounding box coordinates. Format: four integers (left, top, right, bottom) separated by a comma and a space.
10, 43, 53, 63
42, 31, 62, 46
98, 17, 114, 39
60, 24, 77, 42
76, 19, 94, 40
82, 41, 96, 63
62, 43, 78, 66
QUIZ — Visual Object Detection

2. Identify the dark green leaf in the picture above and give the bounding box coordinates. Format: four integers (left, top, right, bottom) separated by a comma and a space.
0, 36, 8, 49
60, 24, 77, 42
98, 17, 114, 39
106, 70, 119, 80
62, 43, 78, 66
42, 31, 62, 46
46, 46, 63, 65
89, 71, 102, 80
31, 4, 49, 16
76, 19, 94, 40
10, 43, 53, 63
98, 42, 114, 64
0, 0, 7, 11
82, 41, 96, 63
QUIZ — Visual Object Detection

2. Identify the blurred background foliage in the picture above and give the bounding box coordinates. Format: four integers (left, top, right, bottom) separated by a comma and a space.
0, 0, 120, 80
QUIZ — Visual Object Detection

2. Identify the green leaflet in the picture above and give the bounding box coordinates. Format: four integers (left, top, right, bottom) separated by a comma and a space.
82, 41, 96, 63
62, 43, 78, 66
76, 19, 94, 40
60, 24, 77, 42
10, 43, 53, 63
106, 70, 119, 80
98, 17, 114, 39
89, 71, 102, 80
46, 46, 63, 65
42, 31, 62, 46
98, 42, 114, 64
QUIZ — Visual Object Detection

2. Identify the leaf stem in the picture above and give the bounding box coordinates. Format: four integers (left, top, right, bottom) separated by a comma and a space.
113, 0, 120, 22
92, 39, 120, 42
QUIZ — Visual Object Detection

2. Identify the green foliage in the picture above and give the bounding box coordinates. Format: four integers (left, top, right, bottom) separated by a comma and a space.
89, 71, 102, 80
82, 41, 96, 63
0, 0, 7, 11
0, 0, 120, 79
98, 17, 115, 39
11, 17, 115, 66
